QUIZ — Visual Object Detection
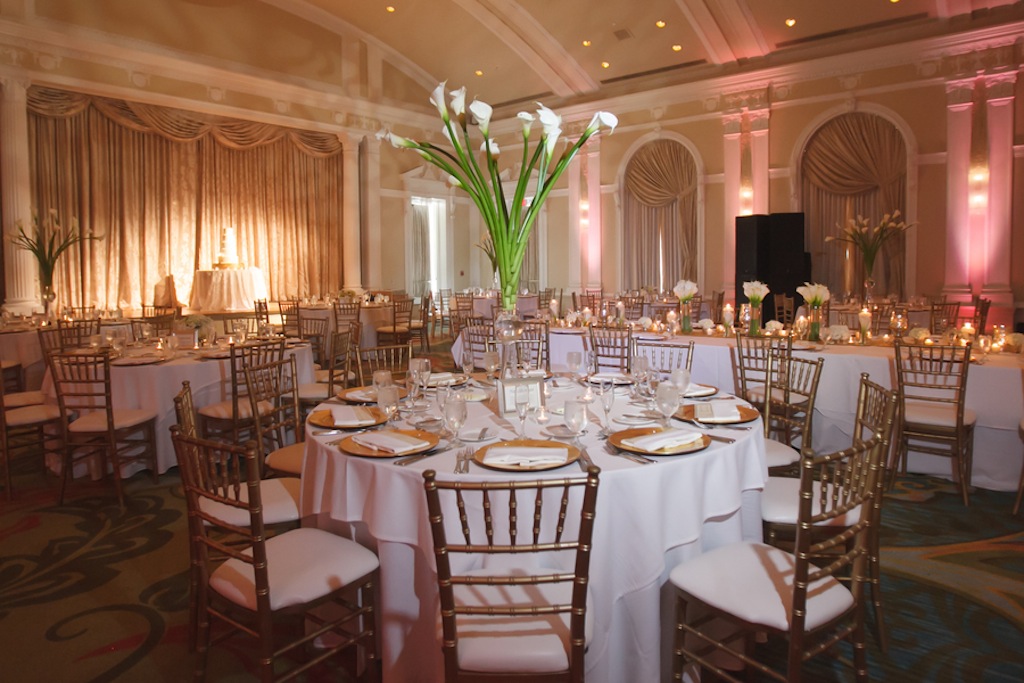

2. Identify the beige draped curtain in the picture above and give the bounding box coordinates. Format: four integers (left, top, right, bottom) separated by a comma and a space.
801, 113, 907, 298
622, 140, 698, 291
24, 86, 345, 309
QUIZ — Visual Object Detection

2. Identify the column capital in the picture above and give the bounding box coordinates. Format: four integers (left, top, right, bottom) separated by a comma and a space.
945, 78, 976, 110
748, 107, 770, 133
984, 70, 1018, 102
722, 112, 743, 136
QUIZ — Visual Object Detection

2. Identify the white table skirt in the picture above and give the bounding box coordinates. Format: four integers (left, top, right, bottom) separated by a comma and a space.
454, 332, 1024, 491
301, 385, 767, 683
42, 342, 314, 476
188, 267, 268, 312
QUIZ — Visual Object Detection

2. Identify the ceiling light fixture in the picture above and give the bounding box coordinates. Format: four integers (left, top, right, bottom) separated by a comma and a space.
474, 70, 483, 76
785, 18, 796, 27
655, 20, 666, 28
672, 44, 682, 52
582, 39, 591, 47
386, 5, 396, 12
601, 61, 610, 69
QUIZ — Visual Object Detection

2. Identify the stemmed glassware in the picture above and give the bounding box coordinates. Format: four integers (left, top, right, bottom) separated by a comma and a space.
373, 369, 393, 397
515, 384, 531, 439
631, 355, 651, 401
417, 358, 432, 400
563, 399, 589, 448
444, 393, 467, 446
461, 347, 475, 377
976, 335, 992, 363
579, 350, 597, 402
598, 379, 615, 436
483, 350, 500, 379
655, 381, 679, 428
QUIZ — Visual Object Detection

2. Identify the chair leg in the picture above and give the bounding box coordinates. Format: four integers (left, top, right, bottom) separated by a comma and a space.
868, 528, 889, 653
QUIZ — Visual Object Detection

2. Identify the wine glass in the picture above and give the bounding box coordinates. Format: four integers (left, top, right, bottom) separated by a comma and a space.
599, 379, 615, 435
461, 346, 475, 377
563, 399, 589, 448
444, 394, 467, 446
407, 358, 426, 402
631, 355, 651, 400
483, 350, 500, 379
417, 358, 432, 400
655, 381, 679, 428
580, 351, 597, 402
515, 384, 531, 438
976, 335, 992, 363
377, 385, 400, 424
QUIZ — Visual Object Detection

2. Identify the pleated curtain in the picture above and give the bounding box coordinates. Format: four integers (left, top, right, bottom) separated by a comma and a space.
24, 86, 345, 309
622, 140, 698, 291
801, 113, 907, 298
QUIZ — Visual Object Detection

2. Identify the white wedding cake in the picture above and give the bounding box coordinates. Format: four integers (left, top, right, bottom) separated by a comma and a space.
215, 226, 239, 268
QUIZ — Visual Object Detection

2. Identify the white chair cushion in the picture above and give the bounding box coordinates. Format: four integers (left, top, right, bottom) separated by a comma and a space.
761, 476, 862, 526
375, 325, 409, 334
6, 403, 61, 427
297, 382, 330, 401
199, 477, 301, 527
409, 321, 425, 330
764, 439, 800, 468
451, 567, 593, 674
4, 390, 46, 408
669, 542, 854, 632
69, 408, 156, 433
265, 442, 305, 475
314, 368, 357, 384
210, 527, 379, 611
904, 400, 977, 428
198, 399, 273, 420
746, 386, 808, 406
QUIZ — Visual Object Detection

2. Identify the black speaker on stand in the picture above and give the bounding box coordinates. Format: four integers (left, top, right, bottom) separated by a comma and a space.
735, 213, 810, 316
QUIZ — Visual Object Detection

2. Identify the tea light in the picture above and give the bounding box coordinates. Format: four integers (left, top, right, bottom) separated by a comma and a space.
924, 338, 934, 346
858, 307, 872, 331
549, 298, 559, 318
960, 322, 974, 338
666, 310, 677, 324
616, 301, 625, 319
722, 304, 734, 326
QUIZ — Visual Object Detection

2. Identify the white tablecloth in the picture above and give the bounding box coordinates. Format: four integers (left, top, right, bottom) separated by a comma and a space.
188, 267, 268, 312
460, 331, 1024, 491
0, 327, 46, 389
299, 303, 393, 349
42, 342, 314, 475
301, 382, 767, 683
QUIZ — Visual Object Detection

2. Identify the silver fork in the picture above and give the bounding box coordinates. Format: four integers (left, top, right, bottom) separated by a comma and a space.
454, 448, 469, 474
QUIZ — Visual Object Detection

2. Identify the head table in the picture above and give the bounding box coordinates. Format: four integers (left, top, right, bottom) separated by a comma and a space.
301, 380, 767, 683
453, 329, 1024, 492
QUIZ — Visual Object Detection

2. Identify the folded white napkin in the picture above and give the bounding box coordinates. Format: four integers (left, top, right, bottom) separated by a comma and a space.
330, 406, 376, 427
427, 372, 455, 386
352, 431, 430, 454
694, 401, 742, 423
621, 429, 703, 452
591, 372, 629, 384
525, 369, 547, 378
682, 382, 707, 396
484, 446, 569, 467
348, 389, 377, 402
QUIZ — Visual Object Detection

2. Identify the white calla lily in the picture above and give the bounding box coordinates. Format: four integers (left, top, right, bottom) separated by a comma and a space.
536, 103, 561, 136
449, 87, 467, 117
543, 127, 562, 159
430, 81, 448, 121
469, 99, 493, 135
585, 111, 618, 136
517, 111, 534, 137
480, 139, 500, 156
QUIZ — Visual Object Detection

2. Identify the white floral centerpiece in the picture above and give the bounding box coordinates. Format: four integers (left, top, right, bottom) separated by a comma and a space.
697, 318, 715, 332
1004, 332, 1024, 353
181, 314, 215, 344
765, 320, 784, 334
908, 327, 930, 341
742, 280, 770, 336
379, 83, 617, 312
637, 316, 653, 331
828, 324, 852, 342
826, 211, 913, 302
672, 279, 698, 333
795, 282, 831, 341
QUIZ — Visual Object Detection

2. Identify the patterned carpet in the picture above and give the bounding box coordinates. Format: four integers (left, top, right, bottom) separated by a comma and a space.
1, 340, 1021, 681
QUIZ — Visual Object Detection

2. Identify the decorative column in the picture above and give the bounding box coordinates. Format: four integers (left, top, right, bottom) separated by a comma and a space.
942, 79, 974, 301
722, 112, 743, 302
1, 77, 40, 314
341, 134, 363, 291
749, 108, 770, 216
359, 135, 380, 291
584, 140, 602, 290
567, 154, 583, 294
980, 71, 1015, 313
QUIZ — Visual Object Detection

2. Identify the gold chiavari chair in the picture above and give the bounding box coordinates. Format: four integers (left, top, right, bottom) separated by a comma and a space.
245, 356, 305, 478
298, 315, 329, 368
376, 297, 413, 345
632, 339, 694, 378
253, 299, 271, 329
297, 329, 357, 418
773, 294, 795, 326
57, 318, 101, 348
408, 291, 432, 352
891, 339, 975, 505
358, 343, 412, 386
589, 326, 633, 373
170, 428, 380, 682
278, 298, 302, 337
461, 324, 495, 371
929, 301, 960, 335
333, 299, 361, 332
670, 431, 884, 683
49, 351, 159, 507
0, 373, 61, 500
761, 373, 899, 652
518, 319, 551, 372
422, 466, 600, 683
197, 339, 285, 443
622, 295, 645, 320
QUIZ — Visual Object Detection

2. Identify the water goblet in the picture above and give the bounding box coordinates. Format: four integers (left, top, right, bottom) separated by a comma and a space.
483, 350, 500, 379
655, 381, 679, 428
419, 358, 433, 397
444, 394, 467, 446
232, 319, 249, 343
976, 335, 992, 363
377, 385, 400, 424
515, 384, 531, 438
671, 368, 691, 401
599, 380, 615, 435
563, 399, 589, 448
461, 347, 475, 377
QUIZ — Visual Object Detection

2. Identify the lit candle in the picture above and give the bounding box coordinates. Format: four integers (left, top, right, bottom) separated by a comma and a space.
616, 300, 625, 320
858, 307, 872, 344
722, 304, 734, 326
666, 310, 677, 323
960, 322, 974, 338
550, 298, 559, 318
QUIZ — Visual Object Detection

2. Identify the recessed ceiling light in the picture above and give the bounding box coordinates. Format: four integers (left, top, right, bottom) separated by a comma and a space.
672, 44, 682, 52
601, 61, 610, 69
655, 20, 666, 29
890, 0, 900, 3
386, 5, 396, 12
785, 18, 796, 27
582, 39, 591, 47
474, 70, 484, 76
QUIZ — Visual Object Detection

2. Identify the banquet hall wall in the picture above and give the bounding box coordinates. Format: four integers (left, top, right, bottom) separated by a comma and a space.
0, 5, 1022, 326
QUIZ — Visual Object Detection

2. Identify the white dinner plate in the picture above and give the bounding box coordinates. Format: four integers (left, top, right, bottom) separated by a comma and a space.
460, 427, 501, 442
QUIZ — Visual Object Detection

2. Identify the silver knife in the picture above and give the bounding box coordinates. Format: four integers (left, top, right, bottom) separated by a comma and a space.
703, 433, 736, 444
578, 448, 596, 471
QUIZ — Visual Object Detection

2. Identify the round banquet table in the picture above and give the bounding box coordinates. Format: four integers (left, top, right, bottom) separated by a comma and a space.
41, 341, 314, 478
299, 302, 394, 349
187, 267, 268, 312
300, 379, 767, 683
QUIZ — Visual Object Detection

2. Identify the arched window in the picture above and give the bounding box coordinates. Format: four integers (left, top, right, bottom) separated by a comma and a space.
622, 140, 698, 291
801, 113, 908, 299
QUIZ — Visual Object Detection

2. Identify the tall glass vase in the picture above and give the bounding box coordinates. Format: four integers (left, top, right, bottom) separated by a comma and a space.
808, 304, 823, 342
748, 303, 762, 337
40, 284, 56, 320
493, 306, 523, 379
680, 301, 692, 334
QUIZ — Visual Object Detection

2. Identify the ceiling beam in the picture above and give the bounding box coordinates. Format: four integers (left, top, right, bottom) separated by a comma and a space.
674, 0, 736, 64
452, 0, 599, 97
713, 0, 771, 61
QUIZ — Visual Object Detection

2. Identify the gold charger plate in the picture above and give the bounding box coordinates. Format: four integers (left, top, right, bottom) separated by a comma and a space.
683, 384, 717, 398
336, 386, 409, 403
609, 427, 712, 456
675, 404, 759, 425
308, 407, 388, 429
336, 429, 439, 458
473, 439, 580, 471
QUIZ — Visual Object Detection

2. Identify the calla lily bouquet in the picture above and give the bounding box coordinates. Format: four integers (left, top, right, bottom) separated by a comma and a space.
796, 282, 831, 307
380, 82, 617, 309
11, 209, 101, 288
475, 234, 498, 275
826, 210, 912, 278
672, 280, 698, 302
742, 280, 770, 306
